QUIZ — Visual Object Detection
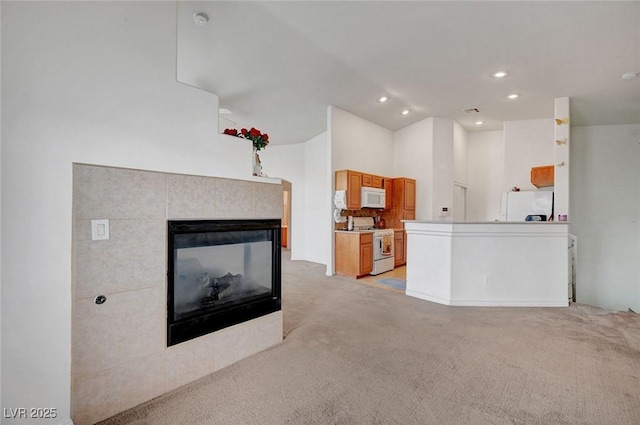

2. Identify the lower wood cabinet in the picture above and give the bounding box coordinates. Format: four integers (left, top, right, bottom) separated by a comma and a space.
394, 229, 406, 267
281, 227, 288, 248
335, 231, 373, 278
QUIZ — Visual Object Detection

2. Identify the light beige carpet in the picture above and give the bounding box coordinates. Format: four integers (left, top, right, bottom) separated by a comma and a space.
100, 251, 640, 425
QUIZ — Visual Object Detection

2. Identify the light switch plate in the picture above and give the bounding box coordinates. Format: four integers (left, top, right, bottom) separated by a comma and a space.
91, 219, 110, 240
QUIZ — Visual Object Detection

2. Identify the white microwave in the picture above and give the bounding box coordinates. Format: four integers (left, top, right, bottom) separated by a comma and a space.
361, 187, 386, 209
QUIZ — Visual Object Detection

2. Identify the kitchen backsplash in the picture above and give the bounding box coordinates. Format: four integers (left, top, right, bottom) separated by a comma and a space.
334, 209, 396, 230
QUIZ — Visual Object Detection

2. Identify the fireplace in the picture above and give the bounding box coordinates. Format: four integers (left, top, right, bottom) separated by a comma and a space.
167, 219, 281, 346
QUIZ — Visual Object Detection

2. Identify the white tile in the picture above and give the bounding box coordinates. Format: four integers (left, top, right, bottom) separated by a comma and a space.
75, 219, 165, 299
73, 286, 165, 378
167, 174, 215, 219
253, 182, 283, 218
212, 320, 253, 371
251, 310, 284, 353
74, 164, 166, 219
214, 178, 253, 218
72, 352, 164, 425
164, 334, 215, 392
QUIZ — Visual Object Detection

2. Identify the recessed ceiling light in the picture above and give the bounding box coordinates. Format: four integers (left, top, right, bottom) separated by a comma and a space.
475, 121, 484, 125
378, 96, 389, 103
493, 71, 508, 78
621, 71, 638, 81
193, 12, 209, 25
401, 109, 411, 116
506, 93, 520, 99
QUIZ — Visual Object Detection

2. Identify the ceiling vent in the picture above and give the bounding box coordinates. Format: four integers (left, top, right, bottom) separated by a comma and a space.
464, 108, 481, 113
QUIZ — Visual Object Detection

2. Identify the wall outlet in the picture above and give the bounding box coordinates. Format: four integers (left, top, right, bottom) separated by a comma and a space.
439, 206, 450, 217
91, 219, 110, 240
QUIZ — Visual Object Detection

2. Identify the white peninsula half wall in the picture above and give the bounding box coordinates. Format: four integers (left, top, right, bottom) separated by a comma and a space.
404, 221, 570, 307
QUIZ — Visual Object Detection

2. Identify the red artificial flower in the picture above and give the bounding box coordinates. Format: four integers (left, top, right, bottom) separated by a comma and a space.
222, 127, 270, 150
223, 128, 238, 136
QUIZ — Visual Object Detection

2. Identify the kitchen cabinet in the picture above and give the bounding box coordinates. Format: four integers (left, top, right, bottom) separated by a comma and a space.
389, 177, 416, 228
394, 230, 405, 267
531, 165, 554, 188
281, 227, 288, 248
362, 173, 384, 188
335, 169, 362, 210
335, 231, 373, 278
383, 179, 392, 210
393, 178, 416, 211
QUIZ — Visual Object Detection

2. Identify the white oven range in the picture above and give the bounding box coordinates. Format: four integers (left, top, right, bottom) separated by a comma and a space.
371, 229, 395, 275
350, 216, 395, 275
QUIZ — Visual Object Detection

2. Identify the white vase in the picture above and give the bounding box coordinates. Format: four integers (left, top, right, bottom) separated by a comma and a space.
252, 147, 263, 176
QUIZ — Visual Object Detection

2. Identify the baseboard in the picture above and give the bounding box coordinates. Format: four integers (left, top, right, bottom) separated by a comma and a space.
405, 290, 569, 307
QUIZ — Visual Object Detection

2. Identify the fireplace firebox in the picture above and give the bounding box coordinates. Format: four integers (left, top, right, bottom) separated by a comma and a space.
167, 219, 281, 346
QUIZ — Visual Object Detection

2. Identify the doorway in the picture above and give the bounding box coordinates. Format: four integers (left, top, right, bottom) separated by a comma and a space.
453, 183, 467, 222
281, 180, 292, 249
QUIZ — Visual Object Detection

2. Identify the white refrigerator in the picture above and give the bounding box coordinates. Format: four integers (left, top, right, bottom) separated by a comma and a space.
499, 191, 553, 221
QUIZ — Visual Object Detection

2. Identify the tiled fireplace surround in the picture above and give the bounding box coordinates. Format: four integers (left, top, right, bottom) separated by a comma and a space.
72, 164, 284, 425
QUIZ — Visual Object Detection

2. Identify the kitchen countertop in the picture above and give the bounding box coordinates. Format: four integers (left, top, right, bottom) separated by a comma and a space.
402, 220, 569, 225
335, 228, 405, 233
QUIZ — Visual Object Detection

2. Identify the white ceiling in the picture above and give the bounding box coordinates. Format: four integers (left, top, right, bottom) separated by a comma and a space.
177, 1, 640, 146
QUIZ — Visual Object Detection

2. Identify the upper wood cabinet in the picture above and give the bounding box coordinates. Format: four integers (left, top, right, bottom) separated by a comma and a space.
393, 178, 416, 211
531, 165, 554, 188
362, 173, 384, 188
335, 169, 362, 210
389, 177, 417, 228
383, 178, 393, 210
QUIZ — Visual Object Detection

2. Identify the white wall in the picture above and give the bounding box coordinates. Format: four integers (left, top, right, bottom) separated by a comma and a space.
329, 106, 393, 274
259, 142, 307, 260
260, 132, 331, 267
304, 133, 331, 266
0, 1, 3, 408
453, 121, 469, 185
571, 124, 640, 312
554, 97, 571, 221
432, 118, 455, 221
330, 106, 394, 176
1, 2, 252, 423
467, 131, 504, 221
503, 119, 555, 191
393, 118, 434, 220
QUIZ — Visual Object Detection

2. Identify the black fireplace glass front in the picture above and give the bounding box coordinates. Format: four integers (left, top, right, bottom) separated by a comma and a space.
167, 219, 281, 346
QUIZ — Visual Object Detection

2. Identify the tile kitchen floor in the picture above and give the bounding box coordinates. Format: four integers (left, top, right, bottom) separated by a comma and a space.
356, 266, 407, 293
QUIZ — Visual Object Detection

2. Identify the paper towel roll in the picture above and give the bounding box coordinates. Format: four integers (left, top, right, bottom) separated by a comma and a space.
334, 190, 347, 210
